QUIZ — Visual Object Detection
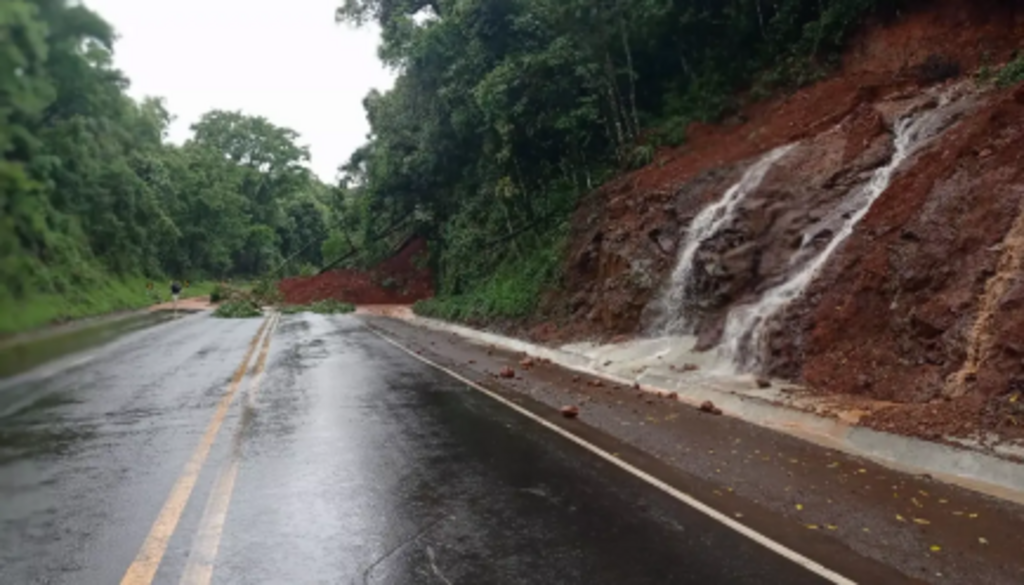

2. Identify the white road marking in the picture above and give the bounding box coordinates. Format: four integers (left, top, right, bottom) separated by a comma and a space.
367, 325, 857, 585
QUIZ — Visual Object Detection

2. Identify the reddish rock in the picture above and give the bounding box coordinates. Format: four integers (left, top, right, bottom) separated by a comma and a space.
756, 377, 772, 389
520, 357, 535, 368
560, 405, 580, 419
682, 364, 700, 372
499, 367, 515, 379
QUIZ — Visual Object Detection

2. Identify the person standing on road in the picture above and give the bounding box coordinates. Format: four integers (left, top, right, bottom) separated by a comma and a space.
170, 281, 182, 315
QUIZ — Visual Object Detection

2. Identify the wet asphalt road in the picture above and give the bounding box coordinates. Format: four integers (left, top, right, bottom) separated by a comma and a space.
0, 311, 845, 584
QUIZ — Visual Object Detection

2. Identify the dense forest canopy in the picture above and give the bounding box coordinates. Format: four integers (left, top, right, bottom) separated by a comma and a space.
332, 0, 898, 319
0, 0, 336, 318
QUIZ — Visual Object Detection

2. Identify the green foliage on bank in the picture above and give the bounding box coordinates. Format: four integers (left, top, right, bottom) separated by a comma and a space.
996, 54, 1024, 88
415, 232, 565, 322
280, 299, 356, 315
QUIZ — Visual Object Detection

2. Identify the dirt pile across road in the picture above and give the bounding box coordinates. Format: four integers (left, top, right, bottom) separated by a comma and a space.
279, 238, 434, 306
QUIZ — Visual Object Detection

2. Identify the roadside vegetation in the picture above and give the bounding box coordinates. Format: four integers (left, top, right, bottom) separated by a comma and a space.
0, 279, 215, 336
414, 232, 565, 323
334, 0, 900, 323
280, 300, 356, 315
996, 54, 1024, 88
0, 1, 346, 334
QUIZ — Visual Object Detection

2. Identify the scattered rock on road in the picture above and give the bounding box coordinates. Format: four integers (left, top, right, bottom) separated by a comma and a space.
699, 401, 723, 415
561, 405, 580, 419
756, 377, 772, 389
683, 364, 700, 372
499, 367, 515, 379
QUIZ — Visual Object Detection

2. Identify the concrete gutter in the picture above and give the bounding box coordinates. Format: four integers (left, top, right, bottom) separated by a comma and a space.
406, 315, 1024, 506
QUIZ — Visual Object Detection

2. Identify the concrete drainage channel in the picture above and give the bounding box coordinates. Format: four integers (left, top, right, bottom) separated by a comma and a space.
403, 315, 1024, 507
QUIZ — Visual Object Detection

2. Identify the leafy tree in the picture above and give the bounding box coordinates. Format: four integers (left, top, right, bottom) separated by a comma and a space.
1, 1, 343, 329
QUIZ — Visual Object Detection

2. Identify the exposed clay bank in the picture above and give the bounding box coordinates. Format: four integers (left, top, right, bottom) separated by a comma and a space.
528, 0, 1024, 443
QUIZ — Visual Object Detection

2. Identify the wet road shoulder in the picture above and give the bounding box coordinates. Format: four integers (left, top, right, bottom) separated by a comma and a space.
364, 315, 1024, 585
361, 318, 910, 585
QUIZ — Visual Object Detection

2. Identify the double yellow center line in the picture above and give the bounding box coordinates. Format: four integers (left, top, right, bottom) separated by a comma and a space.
121, 313, 279, 585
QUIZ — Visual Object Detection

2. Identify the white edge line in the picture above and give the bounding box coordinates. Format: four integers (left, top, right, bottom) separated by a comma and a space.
366, 324, 857, 585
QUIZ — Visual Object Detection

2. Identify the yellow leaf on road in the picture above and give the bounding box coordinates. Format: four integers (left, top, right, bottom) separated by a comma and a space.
896, 514, 907, 522
796, 504, 804, 511
930, 545, 941, 552
806, 524, 819, 530
913, 518, 931, 525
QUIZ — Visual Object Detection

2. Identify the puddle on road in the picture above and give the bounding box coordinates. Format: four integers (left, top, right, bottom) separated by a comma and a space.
0, 311, 178, 380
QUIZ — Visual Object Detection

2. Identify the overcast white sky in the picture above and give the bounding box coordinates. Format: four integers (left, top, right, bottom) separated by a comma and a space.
84, 0, 395, 181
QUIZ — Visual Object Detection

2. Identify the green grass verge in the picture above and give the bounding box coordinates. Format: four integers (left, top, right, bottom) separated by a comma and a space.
0, 277, 217, 336
415, 237, 563, 323
280, 299, 356, 315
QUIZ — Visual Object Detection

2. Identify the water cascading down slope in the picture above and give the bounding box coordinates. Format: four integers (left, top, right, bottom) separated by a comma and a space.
719, 89, 974, 371
647, 85, 975, 374
646, 145, 796, 337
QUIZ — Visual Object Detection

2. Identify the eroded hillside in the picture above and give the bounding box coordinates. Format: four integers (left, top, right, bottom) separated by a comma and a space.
539, 0, 1024, 439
